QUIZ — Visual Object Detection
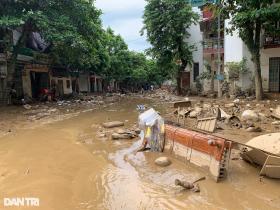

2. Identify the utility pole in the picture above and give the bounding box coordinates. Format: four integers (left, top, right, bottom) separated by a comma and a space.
217, 0, 222, 98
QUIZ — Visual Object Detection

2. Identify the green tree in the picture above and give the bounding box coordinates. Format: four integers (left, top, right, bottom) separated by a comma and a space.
0, 0, 103, 88
101, 28, 130, 84
142, 0, 199, 94
222, 0, 280, 100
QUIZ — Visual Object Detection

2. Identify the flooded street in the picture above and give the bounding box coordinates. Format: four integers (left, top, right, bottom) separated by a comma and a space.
0, 98, 280, 210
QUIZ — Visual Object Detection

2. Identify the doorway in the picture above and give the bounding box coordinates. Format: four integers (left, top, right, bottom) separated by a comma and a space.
269, 57, 280, 92
57, 80, 64, 96
30, 71, 49, 98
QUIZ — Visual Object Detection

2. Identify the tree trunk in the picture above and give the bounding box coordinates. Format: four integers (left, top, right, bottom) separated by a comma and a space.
252, 53, 263, 100
210, 68, 215, 93
176, 69, 182, 95
177, 62, 187, 95
252, 20, 263, 101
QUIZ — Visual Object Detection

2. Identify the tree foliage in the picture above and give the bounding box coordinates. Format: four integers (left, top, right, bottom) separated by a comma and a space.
222, 0, 280, 100
0, 0, 168, 93
142, 0, 199, 94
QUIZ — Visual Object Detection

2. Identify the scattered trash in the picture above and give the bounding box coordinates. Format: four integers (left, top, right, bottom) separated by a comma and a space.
155, 157, 171, 167
23, 104, 32, 110
241, 110, 259, 122
189, 107, 202, 118
173, 101, 191, 108
233, 99, 240, 104
271, 105, 280, 120
228, 116, 242, 129
225, 103, 235, 108
175, 177, 205, 193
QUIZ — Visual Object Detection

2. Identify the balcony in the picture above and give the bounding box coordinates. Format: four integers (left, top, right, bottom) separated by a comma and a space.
264, 35, 280, 49
203, 39, 224, 54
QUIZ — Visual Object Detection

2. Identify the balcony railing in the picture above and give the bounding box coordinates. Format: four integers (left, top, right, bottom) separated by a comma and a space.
203, 39, 224, 54
264, 35, 280, 49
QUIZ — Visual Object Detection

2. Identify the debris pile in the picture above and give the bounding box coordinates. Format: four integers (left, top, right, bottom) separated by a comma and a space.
142, 89, 181, 102
172, 98, 280, 134
98, 120, 140, 140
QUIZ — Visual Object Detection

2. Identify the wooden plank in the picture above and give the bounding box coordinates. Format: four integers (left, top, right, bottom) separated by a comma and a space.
196, 117, 217, 133
173, 101, 191, 108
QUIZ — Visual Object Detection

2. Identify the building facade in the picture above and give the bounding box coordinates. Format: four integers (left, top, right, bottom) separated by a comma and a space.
188, 5, 280, 94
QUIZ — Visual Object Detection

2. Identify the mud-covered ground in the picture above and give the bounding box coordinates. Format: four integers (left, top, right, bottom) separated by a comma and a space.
0, 93, 279, 210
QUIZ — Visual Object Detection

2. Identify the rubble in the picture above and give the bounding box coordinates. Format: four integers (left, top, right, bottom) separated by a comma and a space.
155, 157, 171, 167
227, 116, 242, 129
102, 121, 124, 128
233, 99, 240, 104
271, 105, 280, 120
175, 177, 205, 193
23, 104, 32, 110
111, 133, 134, 140
111, 128, 138, 140
246, 126, 262, 132
225, 103, 235, 108
241, 110, 259, 122
189, 107, 202, 118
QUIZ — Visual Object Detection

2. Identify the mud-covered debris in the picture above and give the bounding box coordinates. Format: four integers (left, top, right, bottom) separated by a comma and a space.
102, 121, 124, 128
189, 107, 202, 118
228, 116, 242, 128
173, 101, 191, 108
218, 108, 231, 119
241, 110, 259, 122
233, 99, 240, 104
115, 128, 127, 134
175, 177, 205, 192
23, 104, 32, 110
155, 156, 171, 167
98, 133, 106, 138
225, 103, 235, 108
246, 126, 262, 132
271, 106, 280, 120
111, 133, 134, 140
272, 121, 280, 125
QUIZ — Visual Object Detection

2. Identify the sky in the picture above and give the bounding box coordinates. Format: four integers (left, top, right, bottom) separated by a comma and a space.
95, 0, 150, 52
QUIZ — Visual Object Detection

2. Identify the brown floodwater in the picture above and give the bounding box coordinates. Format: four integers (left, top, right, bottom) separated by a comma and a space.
0, 98, 279, 210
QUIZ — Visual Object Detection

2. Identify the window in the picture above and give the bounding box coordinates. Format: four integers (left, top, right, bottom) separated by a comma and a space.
66, 80, 71, 89
193, 63, 199, 81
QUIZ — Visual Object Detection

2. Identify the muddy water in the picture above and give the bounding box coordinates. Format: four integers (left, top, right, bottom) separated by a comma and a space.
0, 98, 279, 210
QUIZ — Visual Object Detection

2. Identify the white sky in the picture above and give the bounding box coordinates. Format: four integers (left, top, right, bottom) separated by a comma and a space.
95, 0, 150, 52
